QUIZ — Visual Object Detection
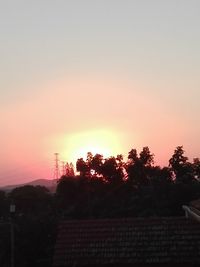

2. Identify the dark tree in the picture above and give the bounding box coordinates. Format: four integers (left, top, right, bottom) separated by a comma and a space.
126, 147, 154, 186
0, 190, 7, 218
90, 153, 104, 176
65, 162, 75, 176
169, 146, 194, 183
76, 158, 89, 177
193, 157, 200, 180
101, 156, 124, 184
56, 175, 80, 212
139, 146, 154, 166
9, 185, 51, 214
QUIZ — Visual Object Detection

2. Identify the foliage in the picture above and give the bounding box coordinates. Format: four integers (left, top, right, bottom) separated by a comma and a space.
0, 145, 200, 266
9, 185, 51, 215
169, 146, 195, 183
126, 147, 154, 186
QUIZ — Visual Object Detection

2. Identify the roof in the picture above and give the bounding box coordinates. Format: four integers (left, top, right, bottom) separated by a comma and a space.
53, 217, 200, 267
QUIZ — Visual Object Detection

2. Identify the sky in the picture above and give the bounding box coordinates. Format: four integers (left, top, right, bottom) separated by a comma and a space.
0, 0, 200, 186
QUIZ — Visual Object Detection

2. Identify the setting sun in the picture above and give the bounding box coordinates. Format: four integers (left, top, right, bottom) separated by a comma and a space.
61, 129, 122, 164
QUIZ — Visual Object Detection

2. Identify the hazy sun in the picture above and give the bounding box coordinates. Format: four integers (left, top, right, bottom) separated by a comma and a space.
62, 129, 122, 164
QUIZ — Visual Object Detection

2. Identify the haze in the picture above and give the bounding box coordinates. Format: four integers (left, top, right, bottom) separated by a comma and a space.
0, 0, 200, 186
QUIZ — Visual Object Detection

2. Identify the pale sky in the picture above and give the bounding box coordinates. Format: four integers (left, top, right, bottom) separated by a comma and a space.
0, 0, 200, 185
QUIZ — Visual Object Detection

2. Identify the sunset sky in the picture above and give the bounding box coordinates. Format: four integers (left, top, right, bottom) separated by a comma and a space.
0, 0, 200, 186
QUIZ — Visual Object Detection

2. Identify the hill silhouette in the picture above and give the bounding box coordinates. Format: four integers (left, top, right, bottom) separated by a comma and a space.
0, 178, 56, 192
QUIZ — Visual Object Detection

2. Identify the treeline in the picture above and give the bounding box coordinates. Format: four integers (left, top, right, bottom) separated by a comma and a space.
57, 146, 200, 218
75, 146, 200, 185
0, 146, 200, 267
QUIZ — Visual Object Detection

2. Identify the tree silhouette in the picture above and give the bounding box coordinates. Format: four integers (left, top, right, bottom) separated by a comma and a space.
193, 157, 200, 180
76, 158, 89, 177
169, 146, 194, 183
140, 146, 154, 166
101, 156, 124, 184
0, 190, 7, 217
0, 145, 199, 267
65, 162, 75, 176
126, 147, 154, 186
90, 153, 104, 176
9, 185, 51, 214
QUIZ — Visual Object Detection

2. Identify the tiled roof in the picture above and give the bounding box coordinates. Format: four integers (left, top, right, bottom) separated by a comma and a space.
53, 217, 200, 267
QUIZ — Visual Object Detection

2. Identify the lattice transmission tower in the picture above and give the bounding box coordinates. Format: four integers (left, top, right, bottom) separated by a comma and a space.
53, 153, 60, 181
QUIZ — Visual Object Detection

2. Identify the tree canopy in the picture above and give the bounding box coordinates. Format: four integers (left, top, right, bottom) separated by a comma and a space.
0, 145, 200, 267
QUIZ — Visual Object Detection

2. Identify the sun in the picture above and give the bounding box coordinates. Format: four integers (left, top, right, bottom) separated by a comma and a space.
62, 129, 122, 164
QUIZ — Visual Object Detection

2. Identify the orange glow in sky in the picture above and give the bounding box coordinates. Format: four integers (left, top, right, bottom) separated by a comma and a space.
1, 1, 200, 186
59, 129, 123, 164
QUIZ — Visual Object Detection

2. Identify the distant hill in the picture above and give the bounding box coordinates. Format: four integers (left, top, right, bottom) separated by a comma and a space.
0, 179, 57, 193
